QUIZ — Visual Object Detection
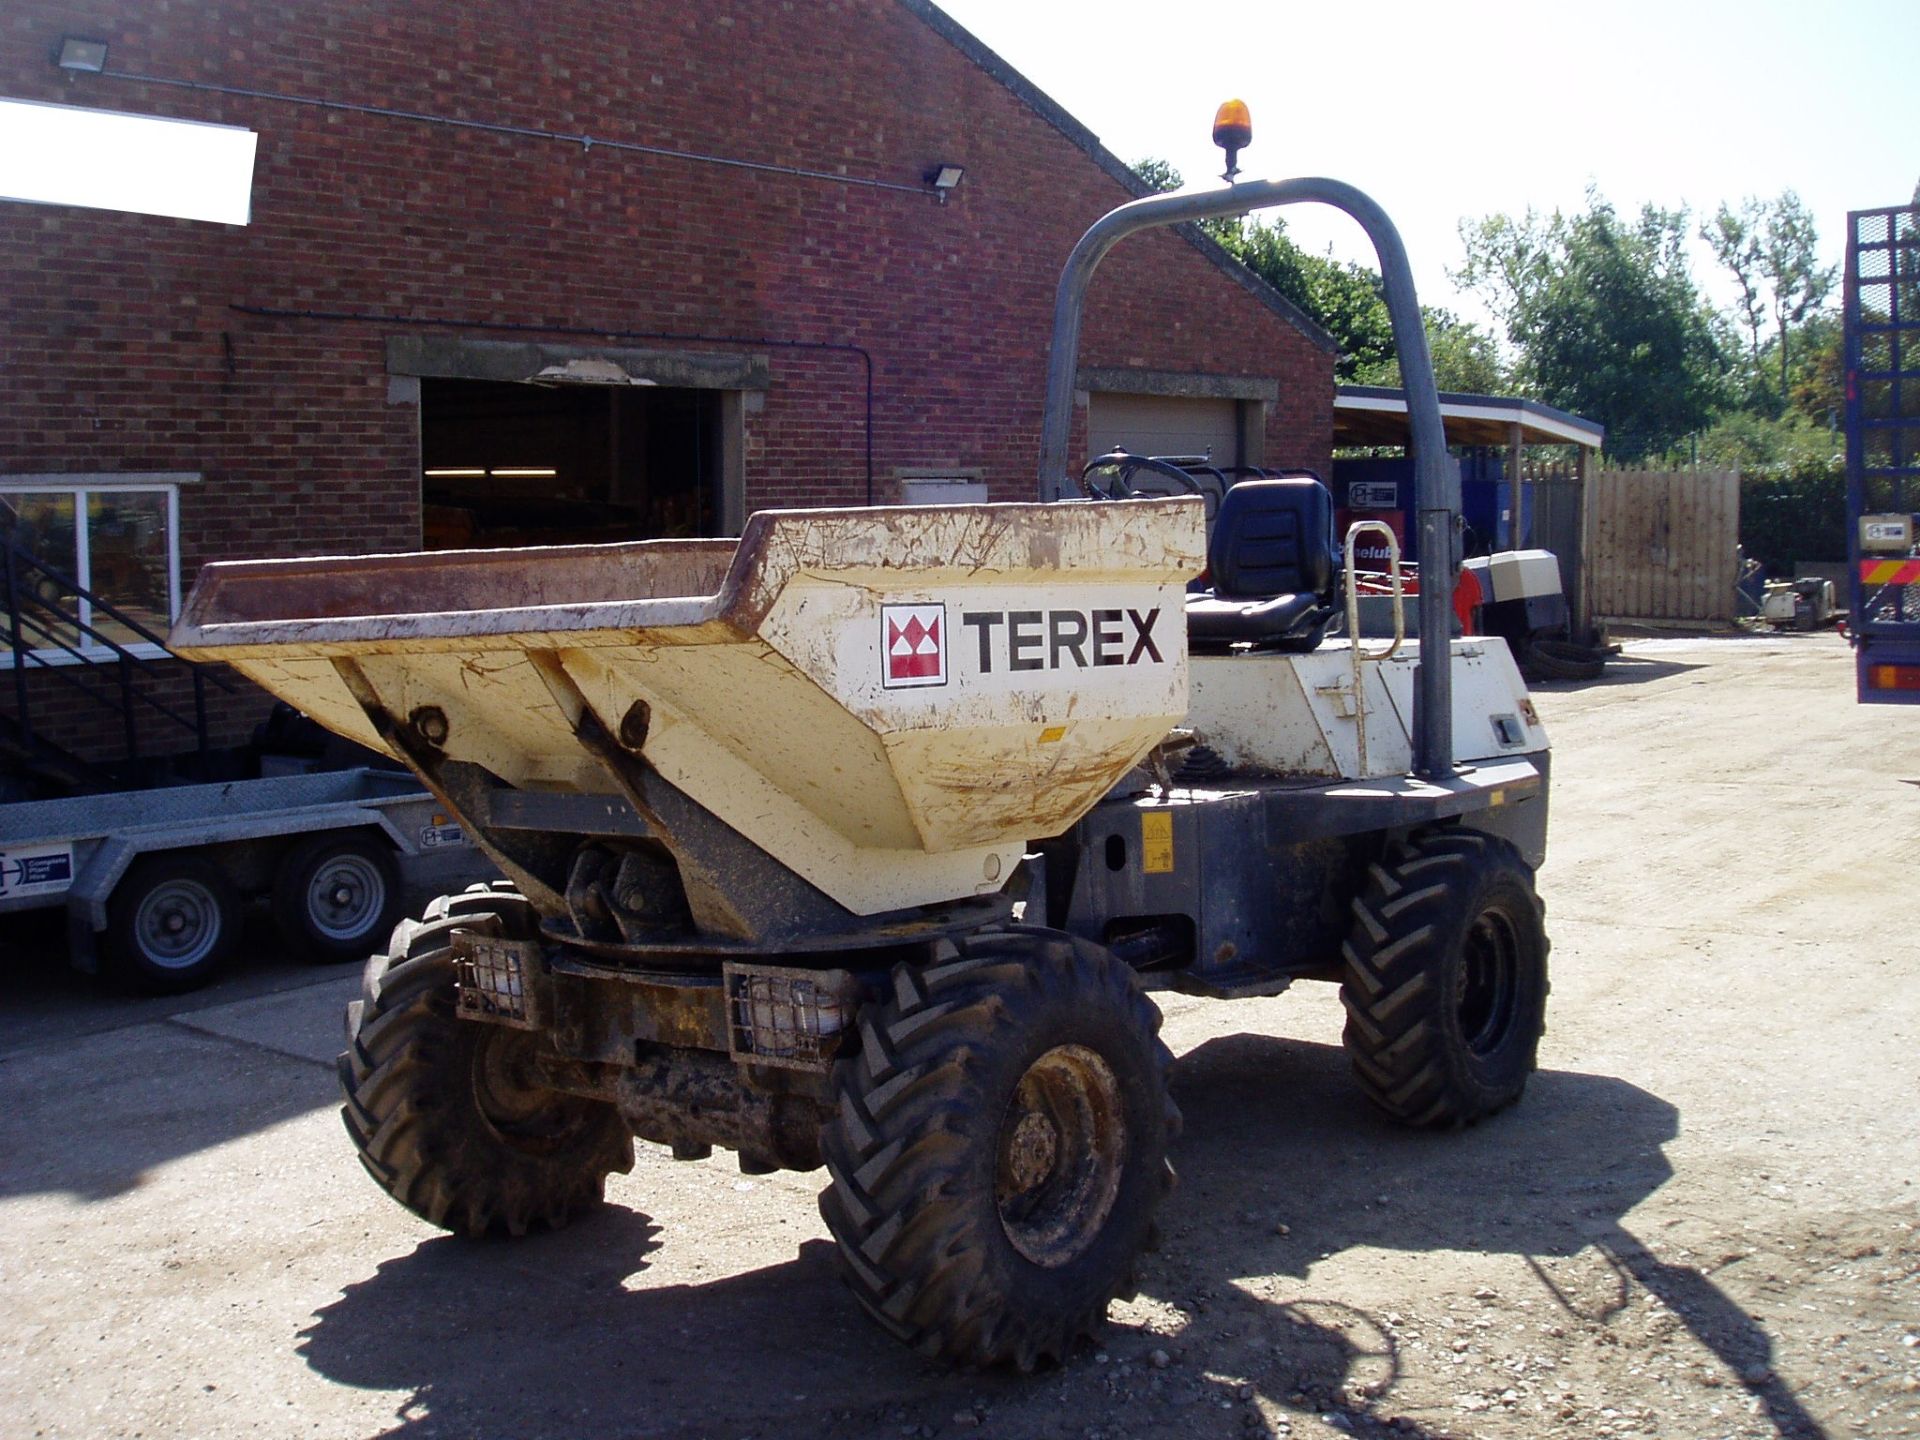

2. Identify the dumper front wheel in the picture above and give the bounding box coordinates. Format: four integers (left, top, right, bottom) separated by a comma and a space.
819, 931, 1178, 1369
1339, 828, 1548, 1127
337, 899, 633, 1237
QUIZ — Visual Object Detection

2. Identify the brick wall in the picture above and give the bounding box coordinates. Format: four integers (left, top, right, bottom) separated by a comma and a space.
2, 0, 1336, 761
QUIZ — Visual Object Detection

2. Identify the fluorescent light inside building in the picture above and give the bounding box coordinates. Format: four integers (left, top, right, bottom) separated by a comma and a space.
423, 468, 488, 478
0, 97, 257, 226
489, 468, 558, 478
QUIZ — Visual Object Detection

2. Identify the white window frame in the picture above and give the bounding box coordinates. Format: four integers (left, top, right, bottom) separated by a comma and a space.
1, 472, 191, 669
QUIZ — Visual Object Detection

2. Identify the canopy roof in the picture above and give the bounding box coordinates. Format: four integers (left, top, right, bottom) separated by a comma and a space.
1334, 385, 1604, 449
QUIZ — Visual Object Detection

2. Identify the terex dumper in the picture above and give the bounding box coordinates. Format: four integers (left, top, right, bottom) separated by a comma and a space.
171, 112, 1552, 1368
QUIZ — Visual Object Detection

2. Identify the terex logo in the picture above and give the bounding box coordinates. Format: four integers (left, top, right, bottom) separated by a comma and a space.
882, 603, 947, 688
960, 608, 1164, 673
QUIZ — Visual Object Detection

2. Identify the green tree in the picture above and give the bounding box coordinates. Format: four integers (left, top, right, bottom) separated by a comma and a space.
1691, 410, 1839, 471
1705, 192, 1836, 413
1756, 190, 1835, 406
1129, 157, 1183, 195
1703, 199, 1768, 396
1780, 311, 1844, 426
1456, 192, 1725, 460
1379, 308, 1506, 394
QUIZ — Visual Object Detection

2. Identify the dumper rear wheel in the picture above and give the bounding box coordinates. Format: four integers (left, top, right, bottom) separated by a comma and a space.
1339, 828, 1548, 1127
337, 898, 633, 1237
819, 931, 1178, 1369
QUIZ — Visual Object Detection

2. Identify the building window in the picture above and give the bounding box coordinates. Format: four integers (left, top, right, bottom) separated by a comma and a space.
1, 475, 185, 667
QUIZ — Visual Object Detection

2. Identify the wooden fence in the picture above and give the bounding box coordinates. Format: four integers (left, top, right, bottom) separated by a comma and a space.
1524, 465, 1740, 626
1525, 463, 1586, 630
1586, 469, 1740, 623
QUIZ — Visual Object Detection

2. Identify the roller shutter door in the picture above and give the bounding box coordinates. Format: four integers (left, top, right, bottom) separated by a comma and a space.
1087, 393, 1239, 465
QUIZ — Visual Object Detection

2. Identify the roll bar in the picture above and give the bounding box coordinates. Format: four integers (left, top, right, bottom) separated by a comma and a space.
1036, 178, 1460, 780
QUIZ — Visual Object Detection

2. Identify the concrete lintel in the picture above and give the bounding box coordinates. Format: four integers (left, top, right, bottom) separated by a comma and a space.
385, 336, 771, 391
1076, 367, 1279, 404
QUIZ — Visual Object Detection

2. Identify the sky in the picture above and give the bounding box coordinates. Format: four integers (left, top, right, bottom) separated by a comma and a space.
934, 0, 1920, 329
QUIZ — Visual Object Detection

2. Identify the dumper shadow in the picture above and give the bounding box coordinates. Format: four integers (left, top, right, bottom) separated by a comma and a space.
295, 1032, 1824, 1440
1156, 1031, 1826, 1439
1530, 652, 1705, 690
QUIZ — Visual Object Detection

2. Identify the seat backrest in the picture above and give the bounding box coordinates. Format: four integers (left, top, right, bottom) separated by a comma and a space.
1207, 477, 1336, 599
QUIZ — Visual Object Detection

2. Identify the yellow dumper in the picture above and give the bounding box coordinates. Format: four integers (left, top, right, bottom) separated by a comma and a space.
173, 136, 1551, 1369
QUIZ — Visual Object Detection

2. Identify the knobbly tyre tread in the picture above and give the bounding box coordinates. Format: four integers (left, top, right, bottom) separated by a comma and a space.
337, 887, 633, 1238
1339, 828, 1549, 1129
818, 930, 1180, 1370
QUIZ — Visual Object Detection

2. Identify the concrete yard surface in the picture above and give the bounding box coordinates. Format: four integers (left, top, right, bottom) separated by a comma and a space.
2, 631, 1916, 1440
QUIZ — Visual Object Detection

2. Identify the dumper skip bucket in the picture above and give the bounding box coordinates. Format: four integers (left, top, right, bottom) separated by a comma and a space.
171, 499, 1205, 915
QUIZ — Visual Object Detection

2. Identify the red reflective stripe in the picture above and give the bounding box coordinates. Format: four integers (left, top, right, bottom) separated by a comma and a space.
1862, 559, 1920, 585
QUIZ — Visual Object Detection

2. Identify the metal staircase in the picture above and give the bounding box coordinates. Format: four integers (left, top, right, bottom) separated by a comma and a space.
2, 537, 240, 797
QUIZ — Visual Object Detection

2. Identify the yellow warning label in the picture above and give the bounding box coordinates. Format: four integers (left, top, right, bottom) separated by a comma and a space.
1141, 810, 1175, 874
1038, 725, 1068, 744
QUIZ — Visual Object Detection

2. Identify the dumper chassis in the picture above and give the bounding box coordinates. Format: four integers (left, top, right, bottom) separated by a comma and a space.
174, 140, 1552, 1368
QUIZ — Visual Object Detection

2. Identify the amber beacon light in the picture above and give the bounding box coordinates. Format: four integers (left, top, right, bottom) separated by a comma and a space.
1212, 99, 1252, 180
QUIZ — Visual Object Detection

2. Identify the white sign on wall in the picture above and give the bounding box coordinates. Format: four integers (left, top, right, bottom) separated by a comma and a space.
1348, 482, 1400, 510
0, 97, 257, 226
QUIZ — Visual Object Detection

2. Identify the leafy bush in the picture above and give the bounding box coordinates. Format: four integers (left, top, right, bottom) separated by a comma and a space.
1740, 461, 1847, 573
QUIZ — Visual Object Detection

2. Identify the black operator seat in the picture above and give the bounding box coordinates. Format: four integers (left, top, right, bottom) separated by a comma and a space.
1184, 476, 1339, 652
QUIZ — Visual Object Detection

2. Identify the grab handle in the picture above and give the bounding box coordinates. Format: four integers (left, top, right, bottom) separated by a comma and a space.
1343, 521, 1405, 662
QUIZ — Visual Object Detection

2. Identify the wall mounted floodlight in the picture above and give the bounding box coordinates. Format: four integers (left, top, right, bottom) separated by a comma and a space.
56, 37, 109, 72
925, 163, 964, 202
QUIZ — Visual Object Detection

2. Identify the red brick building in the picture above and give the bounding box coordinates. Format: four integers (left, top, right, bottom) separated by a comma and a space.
2, 0, 1336, 767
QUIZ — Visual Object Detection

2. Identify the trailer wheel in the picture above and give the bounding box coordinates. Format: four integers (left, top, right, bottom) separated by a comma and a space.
106, 853, 243, 994
1339, 828, 1549, 1127
337, 901, 634, 1238
273, 832, 403, 963
819, 931, 1179, 1369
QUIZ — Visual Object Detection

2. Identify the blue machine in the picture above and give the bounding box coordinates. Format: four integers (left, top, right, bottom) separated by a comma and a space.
1845, 205, 1920, 704
1332, 452, 1527, 564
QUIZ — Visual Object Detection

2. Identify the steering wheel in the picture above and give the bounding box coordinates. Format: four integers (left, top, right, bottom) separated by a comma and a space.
1078, 450, 1206, 501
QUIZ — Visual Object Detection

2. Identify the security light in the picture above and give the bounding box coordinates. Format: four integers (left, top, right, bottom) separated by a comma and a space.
926, 164, 964, 201
56, 37, 109, 73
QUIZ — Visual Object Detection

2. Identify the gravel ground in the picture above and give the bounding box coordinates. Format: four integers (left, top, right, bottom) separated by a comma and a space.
2, 629, 1916, 1440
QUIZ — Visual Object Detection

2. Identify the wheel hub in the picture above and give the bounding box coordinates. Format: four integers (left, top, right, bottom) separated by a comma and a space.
305, 854, 385, 941
1458, 906, 1521, 1055
1004, 1110, 1060, 1192
469, 1027, 579, 1154
132, 878, 221, 968
995, 1044, 1128, 1268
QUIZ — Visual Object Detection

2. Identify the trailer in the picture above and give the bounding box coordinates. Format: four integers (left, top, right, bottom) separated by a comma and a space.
0, 767, 486, 991
1844, 203, 1920, 702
